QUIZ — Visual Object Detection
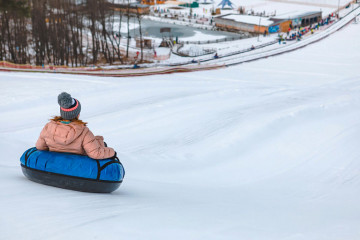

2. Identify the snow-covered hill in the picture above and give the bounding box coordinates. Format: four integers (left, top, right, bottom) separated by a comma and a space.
0, 20, 360, 240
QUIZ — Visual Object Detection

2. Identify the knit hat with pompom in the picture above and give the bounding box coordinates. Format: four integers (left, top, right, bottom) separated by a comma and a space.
58, 92, 81, 120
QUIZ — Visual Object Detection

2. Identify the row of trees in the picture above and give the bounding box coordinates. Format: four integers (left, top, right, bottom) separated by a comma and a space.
0, 0, 145, 66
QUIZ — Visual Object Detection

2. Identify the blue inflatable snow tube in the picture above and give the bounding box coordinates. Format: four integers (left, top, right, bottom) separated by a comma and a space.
20, 147, 125, 193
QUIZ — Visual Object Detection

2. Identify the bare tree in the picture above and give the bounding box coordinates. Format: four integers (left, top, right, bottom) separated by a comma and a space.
0, 0, 30, 63
0, 0, 136, 66
126, 0, 130, 58
136, 6, 143, 62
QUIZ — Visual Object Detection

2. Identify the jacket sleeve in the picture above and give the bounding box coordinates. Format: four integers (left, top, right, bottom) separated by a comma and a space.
95, 135, 105, 147
82, 128, 115, 159
36, 124, 49, 151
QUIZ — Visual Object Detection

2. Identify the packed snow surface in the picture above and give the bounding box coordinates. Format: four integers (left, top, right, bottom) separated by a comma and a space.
1, 22, 360, 240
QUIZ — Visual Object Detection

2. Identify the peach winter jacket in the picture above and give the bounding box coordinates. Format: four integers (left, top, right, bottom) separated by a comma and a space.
36, 121, 115, 159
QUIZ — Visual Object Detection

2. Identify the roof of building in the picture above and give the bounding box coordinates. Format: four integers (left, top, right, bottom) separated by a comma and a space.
129, 3, 150, 8
218, 14, 275, 27
113, 2, 150, 8
272, 11, 322, 20
164, 1, 187, 5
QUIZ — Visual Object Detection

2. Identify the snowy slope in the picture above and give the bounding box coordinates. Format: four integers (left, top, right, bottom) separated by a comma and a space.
1, 21, 360, 240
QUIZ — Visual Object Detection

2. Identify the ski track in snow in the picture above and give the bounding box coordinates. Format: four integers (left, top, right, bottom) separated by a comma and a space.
1, 21, 360, 240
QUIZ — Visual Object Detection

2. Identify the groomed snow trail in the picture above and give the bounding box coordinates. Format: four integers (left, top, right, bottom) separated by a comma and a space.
1, 21, 360, 240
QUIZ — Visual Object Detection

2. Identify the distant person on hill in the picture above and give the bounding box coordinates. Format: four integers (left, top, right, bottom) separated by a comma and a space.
36, 92, 115, 159
133, 63, 140, 69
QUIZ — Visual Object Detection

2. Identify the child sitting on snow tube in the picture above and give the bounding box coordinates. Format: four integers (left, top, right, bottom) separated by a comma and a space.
36, 92, 116, 160
22, 92, 123, 193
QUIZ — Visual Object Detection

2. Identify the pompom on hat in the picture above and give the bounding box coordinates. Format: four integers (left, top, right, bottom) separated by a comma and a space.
58, 92, 81, 120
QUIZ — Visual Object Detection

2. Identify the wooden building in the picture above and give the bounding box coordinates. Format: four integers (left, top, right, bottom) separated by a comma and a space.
214, 11, 322, 34
140, 0, 166, 5
113, 3, 150, 14
136, 38, 153, 49
214, 14, 291, 34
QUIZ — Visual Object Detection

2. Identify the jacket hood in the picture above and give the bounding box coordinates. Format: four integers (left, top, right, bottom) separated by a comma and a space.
48, 121, 86, 145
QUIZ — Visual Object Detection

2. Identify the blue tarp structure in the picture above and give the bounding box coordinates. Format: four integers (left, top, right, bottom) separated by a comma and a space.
217, 0, 234, 9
